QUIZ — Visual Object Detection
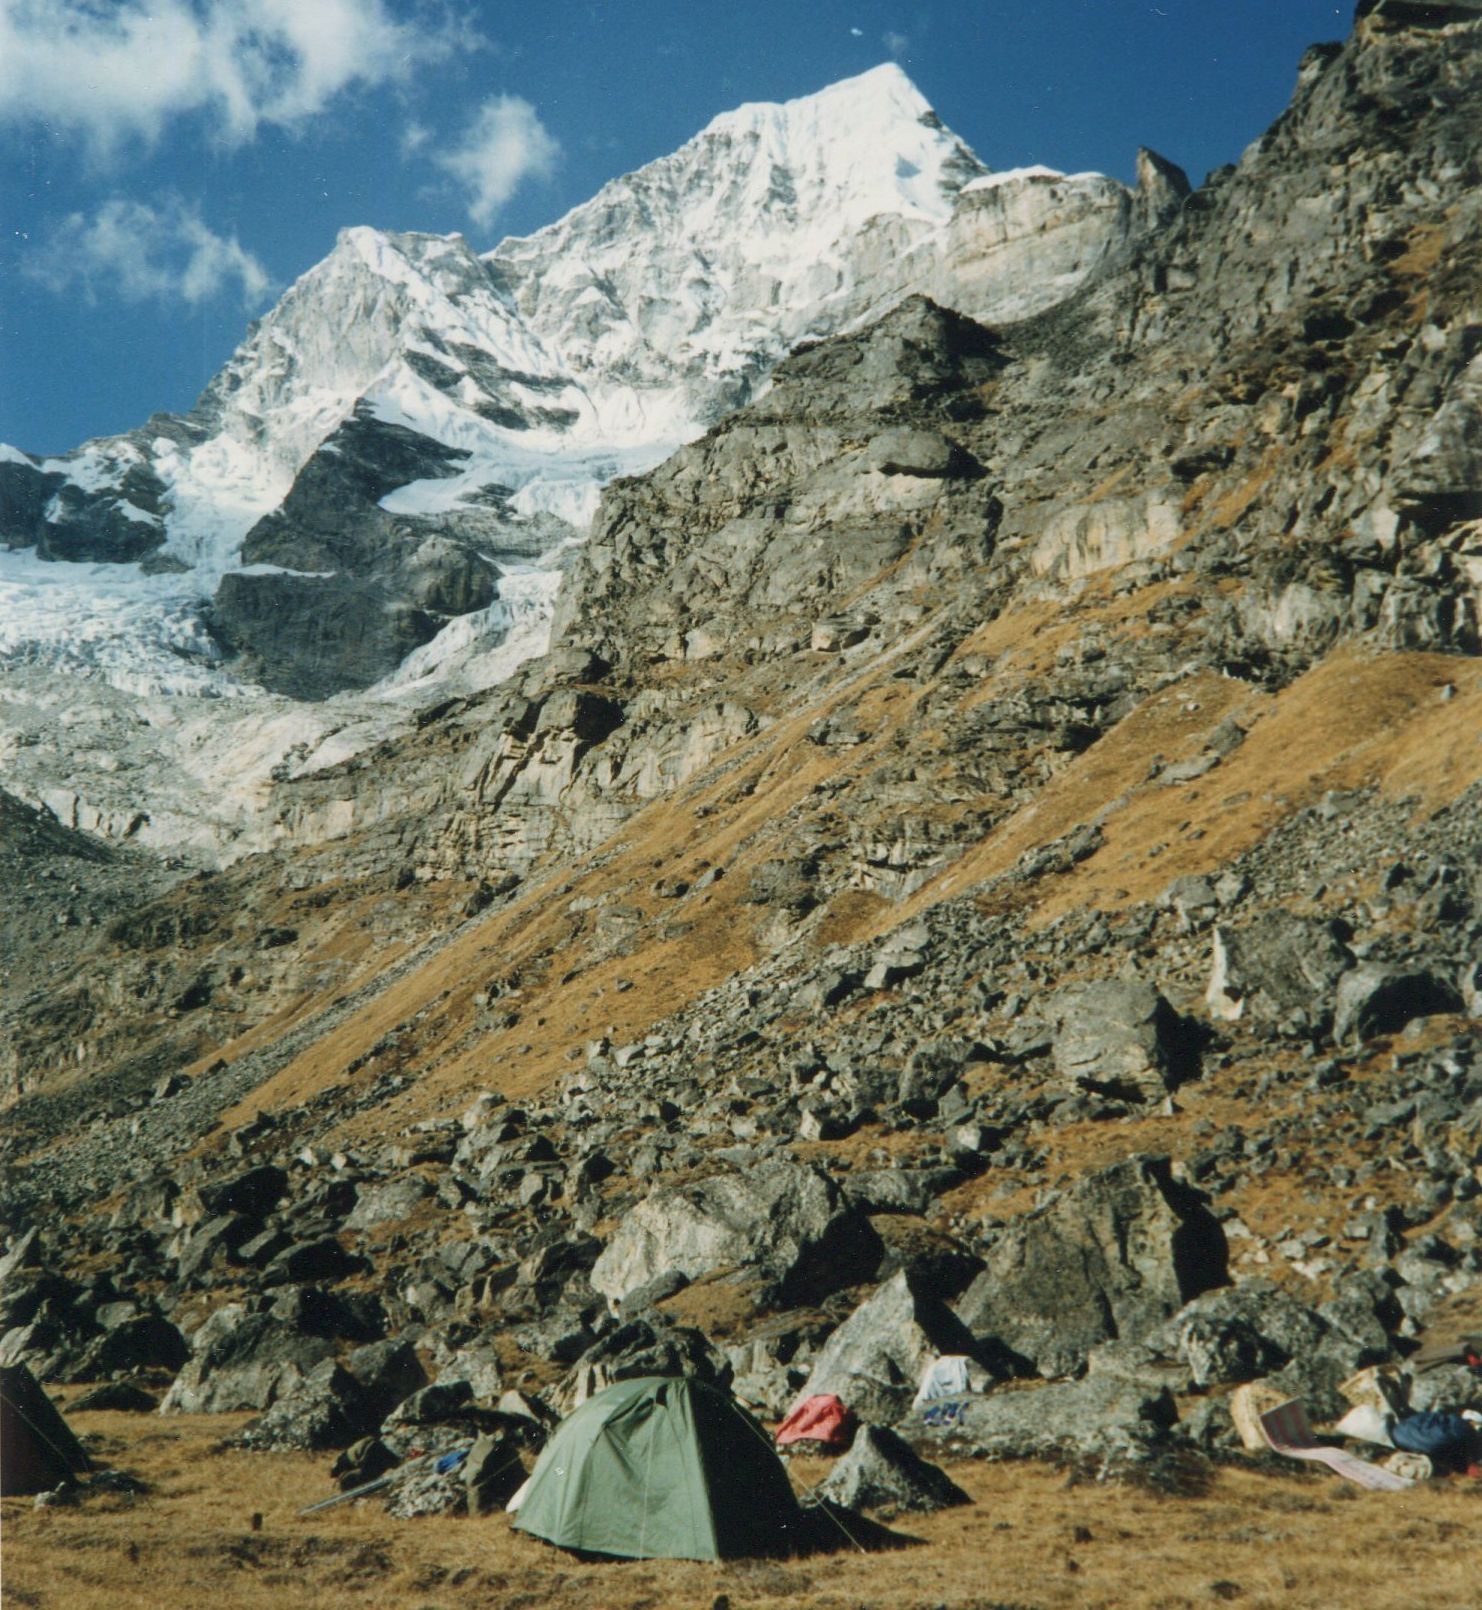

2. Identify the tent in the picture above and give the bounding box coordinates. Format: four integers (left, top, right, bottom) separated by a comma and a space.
512, 1375, 801, 1560
0, 1364, 92, 1495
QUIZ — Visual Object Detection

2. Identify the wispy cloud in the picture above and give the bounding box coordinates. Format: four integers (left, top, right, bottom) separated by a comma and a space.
884, 29, 910, 57
434, 95, 560, 229
23, 196, 271, 309
0, 0, 465, 157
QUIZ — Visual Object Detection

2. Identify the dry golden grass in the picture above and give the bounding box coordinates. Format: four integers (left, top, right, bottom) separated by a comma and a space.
5, 1403, 1479, 1610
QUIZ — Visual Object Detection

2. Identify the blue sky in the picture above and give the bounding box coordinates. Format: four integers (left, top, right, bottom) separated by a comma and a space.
2, 0, 1350, 457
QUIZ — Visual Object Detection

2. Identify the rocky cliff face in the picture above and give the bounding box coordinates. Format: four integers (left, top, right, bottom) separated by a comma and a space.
2, 4, 1480, 1501
0, 66, 1185, 858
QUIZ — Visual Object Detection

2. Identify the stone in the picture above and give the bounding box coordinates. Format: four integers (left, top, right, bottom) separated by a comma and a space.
1205, 914, 1353, 1030
345, 1338, 429, 1420
953, 1156, 1227, 1378
71, 1315, 188, 1379
344, 1176, 432, 1231
261, 1237, 363, 1287
69, 1381, 159, 1412
1046, 980, 1190, 1098
383, 1380, 475, 1427
236, 1359, 378, 1452
789, 1270, 983, 1426
1332, 966, 1464, 1044
864, 427, 961, 477
907, 1377, 1176, 1463
589, 1160, 880, 1306
817, 1424, 970, 1514
160, 1309, 336, 1415
1156, 1282, 1329, 1387
198, 1165, 288, 1219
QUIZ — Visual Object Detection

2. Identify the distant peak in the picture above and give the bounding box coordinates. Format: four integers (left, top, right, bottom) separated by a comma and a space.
703, 61, 936, 140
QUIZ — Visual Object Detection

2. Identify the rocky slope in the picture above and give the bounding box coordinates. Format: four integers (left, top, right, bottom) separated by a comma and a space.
2, 2, 1481, 1503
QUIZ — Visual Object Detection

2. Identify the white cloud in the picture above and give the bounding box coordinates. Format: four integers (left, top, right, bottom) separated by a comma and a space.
434, 95, 560, 229
0, 0, 462, 156
24, 197, 271, 309
884, 29, 910, 57
402, 120, 432, 157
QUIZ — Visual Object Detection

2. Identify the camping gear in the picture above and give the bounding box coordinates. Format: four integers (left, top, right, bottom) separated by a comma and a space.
1333, 1403, 1394, 1447
1381, 1450, 1433, 1482
911, 1355, 974, 1408
1255, 1398, 1413, 1491
0, 1365, 92, 1496
1390, 1411, 1478, 1465
1228, 1381, 1290, 1453
1337, 1365, 1407, 1415
776, 1394, 855, 1452
1410, 1333, 1482, 1374
512, 1375, 801, 1561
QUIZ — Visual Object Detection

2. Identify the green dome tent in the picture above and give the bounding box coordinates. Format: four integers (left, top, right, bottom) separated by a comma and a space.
511, 1375, 802, 1561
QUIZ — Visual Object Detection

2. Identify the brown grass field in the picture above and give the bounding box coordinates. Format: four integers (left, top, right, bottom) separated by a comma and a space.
4, 1401, 1479, 1610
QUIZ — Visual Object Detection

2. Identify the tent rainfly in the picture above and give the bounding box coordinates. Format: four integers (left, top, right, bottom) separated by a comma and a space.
512, 1375, 802, 1560
0, 1364, 92, 1495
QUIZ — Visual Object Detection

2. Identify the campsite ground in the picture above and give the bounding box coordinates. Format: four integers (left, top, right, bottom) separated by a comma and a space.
4, 1403, 1479, 1610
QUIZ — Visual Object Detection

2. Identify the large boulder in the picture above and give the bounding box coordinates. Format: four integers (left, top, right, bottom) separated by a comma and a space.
160, 1307, 336, 1414
788, 1270, 983, 1426
907, 1377, 1176, 1463
953, 1156, 1227, 1378
1332, 965, 1464, 1044
818, 1424, 970, 1514
1046, 980, 1190, 1098
1154, 1282, 1329, 1387
235, 1360, 379, 1452
1205, 914, 1354, 1032
589, 1160, 880, 1306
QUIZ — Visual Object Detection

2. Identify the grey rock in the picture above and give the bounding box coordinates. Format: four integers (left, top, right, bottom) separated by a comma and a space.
818, 1424, 970, 1513
344, 1176, 432, 1231
590, 1160, 879, 1306
1333, 965, 1465, 1044
907, 1377, 1175, 1463
160, 1308, 335, 1414
1157, 1282, 1328, 1387
236, 1359, 378, 1452
1206, 914, 1353, 1031
346, 1338, 429, 1420
1046, 980, 1188, 1098
790, 1269, 983, 1426
953, 1156, 1227, 1378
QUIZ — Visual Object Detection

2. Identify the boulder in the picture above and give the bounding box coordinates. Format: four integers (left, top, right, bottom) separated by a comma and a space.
70, 1381, 159, 1412
345, 1338, 429, 1420
818, 1424, 970, 1514
953, 1156, 1228, 1379
1156, 1282, 1329, 1387
589, 1160, 880, 1306
1332, 965, 1464, 1044
907, 1377, 1176, 1463
1205, 914, 1353, 1031
235, 1360, 378, 1452
160, 1308, 335, 1414
864, 427, 961, 477
70, 1315, 188, 1380
559, 1318, 730, 1413
789, 1270, 983, 1426
198, 1165, 288, 1219
1046, 979, 1190, 1098
344, 1176, 432, 1231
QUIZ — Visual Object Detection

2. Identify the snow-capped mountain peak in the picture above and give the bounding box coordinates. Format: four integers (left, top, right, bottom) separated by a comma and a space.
0, 64, 1174, 860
